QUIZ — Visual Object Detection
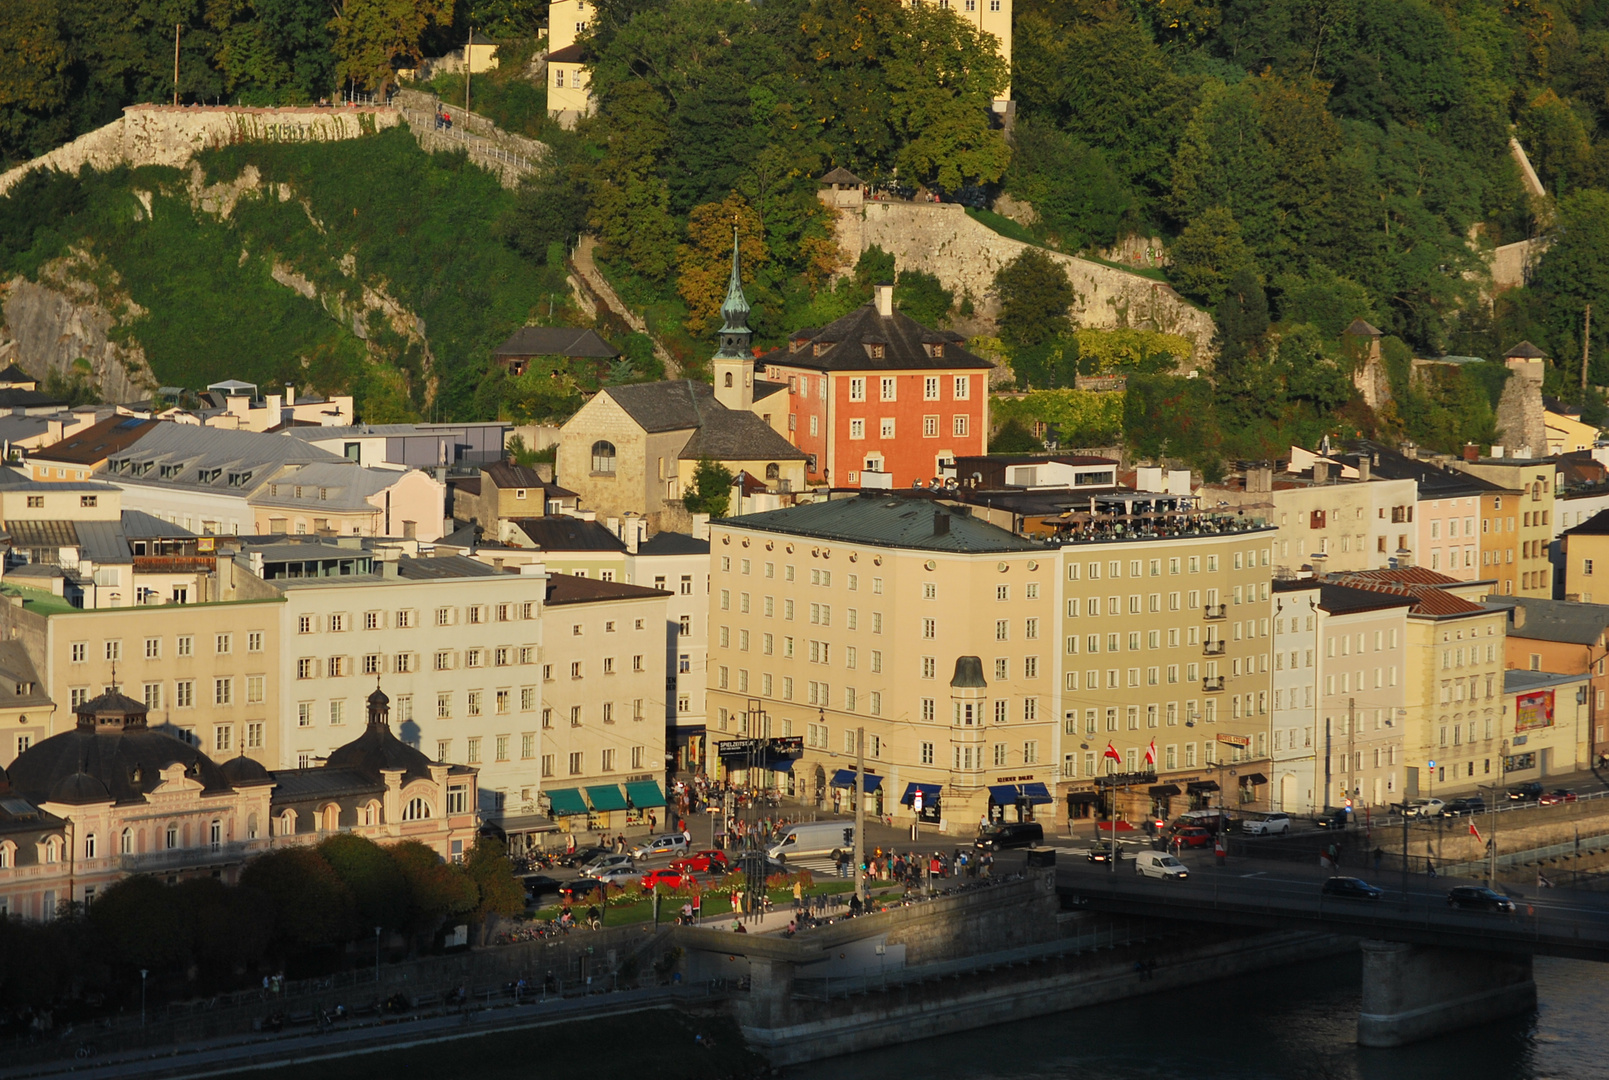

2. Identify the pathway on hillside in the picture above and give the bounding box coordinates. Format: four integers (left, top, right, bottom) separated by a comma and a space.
570, 236, 678, 377
392, 89, 546, 189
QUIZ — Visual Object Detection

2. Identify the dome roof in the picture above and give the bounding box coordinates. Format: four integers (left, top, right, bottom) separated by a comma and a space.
9, 725, 235, 807
220, 754, 272, 785
48, 771, 112, 805
324, 681, 437, 785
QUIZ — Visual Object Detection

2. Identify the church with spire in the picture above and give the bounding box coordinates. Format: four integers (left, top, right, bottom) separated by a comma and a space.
555, 231, 808, 527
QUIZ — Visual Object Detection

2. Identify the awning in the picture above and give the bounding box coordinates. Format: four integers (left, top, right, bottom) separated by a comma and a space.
1067, 792, 1100, 805
1186, 780, 1219, 793
830, 769, 882, 790
1149, 784, 1182, 797
900, 782, 943, 806
1240, 773, 1268, 786
1022, 782, 1054, 805
988, 784, 1022, 805
546, 788, 588, 816
625, 781, 665, 808
491, 813, 559, 834
585, 785, 629, 811
766, 756, 795, 772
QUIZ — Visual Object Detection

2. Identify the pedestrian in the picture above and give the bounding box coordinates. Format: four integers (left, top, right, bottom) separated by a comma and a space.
793, 879, 803, 910
1373, 847, 1383, 871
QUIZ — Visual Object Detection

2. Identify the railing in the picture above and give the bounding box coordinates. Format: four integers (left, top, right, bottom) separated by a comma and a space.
1201, 676, 1225, 692
1203, 604, 1226, 619
1202, 640, 1225, 656
133, 555, 217, 572
1442, 831, 1609, 879
119, 841, 261, 873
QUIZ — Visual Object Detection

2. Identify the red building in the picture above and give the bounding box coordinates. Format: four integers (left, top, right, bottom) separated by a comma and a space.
756, 286, 991, 488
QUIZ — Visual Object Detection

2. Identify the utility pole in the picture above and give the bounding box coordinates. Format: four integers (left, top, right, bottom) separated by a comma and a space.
853, 726, 866, 905
1584, 303, 1593, 395
172, 24, 181, 106
464, 26, 473, 116
1347, 697, 1356, 817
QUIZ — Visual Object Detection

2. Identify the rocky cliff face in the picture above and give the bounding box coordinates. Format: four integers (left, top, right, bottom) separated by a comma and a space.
0, 257, 154, 401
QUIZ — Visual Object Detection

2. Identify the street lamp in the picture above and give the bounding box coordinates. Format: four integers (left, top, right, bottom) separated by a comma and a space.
374, 926, 382, 984
140, 969, 147, 1028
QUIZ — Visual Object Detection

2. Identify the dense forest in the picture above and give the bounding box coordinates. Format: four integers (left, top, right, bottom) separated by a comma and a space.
5, 0, 1609, 469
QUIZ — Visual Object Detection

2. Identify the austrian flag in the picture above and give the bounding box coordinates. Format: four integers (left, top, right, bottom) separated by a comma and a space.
1104, 742, 1123, 762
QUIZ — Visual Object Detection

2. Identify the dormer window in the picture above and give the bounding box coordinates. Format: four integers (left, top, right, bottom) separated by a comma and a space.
198, 468, 221, 484
814, 343, 826, 356
930, 343, 944, 358
869, 344, 885, 359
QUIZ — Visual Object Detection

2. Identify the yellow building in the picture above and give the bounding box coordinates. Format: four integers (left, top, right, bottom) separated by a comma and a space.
1453, 457, 1558, 597
1501, 670, 1590, 784
546, 0, 595, 127
1562, 511, 1609, 603
1545, 409, 1599, 456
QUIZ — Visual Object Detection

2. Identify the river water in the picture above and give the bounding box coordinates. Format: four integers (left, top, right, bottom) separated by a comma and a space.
785, 953, 1609, 1080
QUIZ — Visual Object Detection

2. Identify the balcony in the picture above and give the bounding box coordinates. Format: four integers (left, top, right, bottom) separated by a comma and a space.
1203, 604, 1227, 619
1202, 640, 1225, 656
118, 840, 260, 873
133, 555, 217, 573
1202, 676, 1225, 692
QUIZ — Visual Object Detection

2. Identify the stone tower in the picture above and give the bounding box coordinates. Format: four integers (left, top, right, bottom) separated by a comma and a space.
712, 229, 754, 412
1496, 341, 1548, 457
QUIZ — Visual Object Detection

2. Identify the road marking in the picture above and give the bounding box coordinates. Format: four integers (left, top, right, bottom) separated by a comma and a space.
1239, 871, 1267, 878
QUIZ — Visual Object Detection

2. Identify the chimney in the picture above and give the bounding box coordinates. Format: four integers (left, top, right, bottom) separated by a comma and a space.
1356, 456, 1370, 483
1246, 466, 1273, 494
1511, 604, 1526, 630
285, 386, 295, 408
933, 510, 950, 536
874, 284, 894, 317
1463, 443, 1479, 462
1313, 460, 1330, 485
535, 462, 554, 483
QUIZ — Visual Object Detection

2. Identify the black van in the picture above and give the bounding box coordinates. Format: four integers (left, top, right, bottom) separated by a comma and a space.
975, 822, 1044, 850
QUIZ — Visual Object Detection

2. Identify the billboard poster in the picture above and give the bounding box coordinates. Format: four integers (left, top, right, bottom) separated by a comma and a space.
1515, 689, 1555, 732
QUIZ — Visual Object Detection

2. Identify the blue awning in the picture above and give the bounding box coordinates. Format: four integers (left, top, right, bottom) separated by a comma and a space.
766, 756, 795, 772
586, 785, 629, 811
830, 769, 881, 791
546, 788, 588, 816
988, 784, 1022, 805
900, 782, 942, 806
1022, 782, 1054, 805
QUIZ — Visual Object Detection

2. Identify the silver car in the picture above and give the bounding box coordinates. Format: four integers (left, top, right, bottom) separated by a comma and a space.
590, 865, 642, 885
1242, 812, 1291, 836
579, 852, 634, 877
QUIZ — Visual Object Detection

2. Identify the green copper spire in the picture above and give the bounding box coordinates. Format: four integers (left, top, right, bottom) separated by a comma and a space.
714, 227, 752, 361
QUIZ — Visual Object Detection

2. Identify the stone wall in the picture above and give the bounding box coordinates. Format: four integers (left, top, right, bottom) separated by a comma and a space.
0, 105, 400, 197
853, 201, 1217, 361
1496, 362, 1547, 458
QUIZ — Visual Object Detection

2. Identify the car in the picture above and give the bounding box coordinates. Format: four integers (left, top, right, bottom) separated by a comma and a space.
558, 878, 606, 901
1312, 808, 1352, 830
1172, 827, 1213, 849
671, 849, 730, 874
578, 852, 635, 877
1241, 812, 1292, 836
639, 868, 698, 890
557, 845, 612, 869
1404, 799, 1444, 818
1321, 876, 1384, 900
589, 865, 642, 886
1508, 782, 1543, 802
629, 834, 690, 859
1170, 811, 1229, 835
975, 822, 1044, 851
1086, 845, 1121, 863
1439, 797, 1486, 817
1539, 789, 1579, 806
520, 874, 563, 901
1446, 885, 1516, 913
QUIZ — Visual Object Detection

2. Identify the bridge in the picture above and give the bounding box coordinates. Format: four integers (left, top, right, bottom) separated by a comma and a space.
1057, 853, 1609, 1045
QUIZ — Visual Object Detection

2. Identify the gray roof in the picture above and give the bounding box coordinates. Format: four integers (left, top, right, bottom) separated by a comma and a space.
726, 495, 1039, 553
0, 642, 53, 710
1503, 669, 1586, 694
601, 381, 805, 461
636, 532, 709, 556
280, 422, 507, 442
394, 554, 500, 580
248, 460, 415, 512
0, 416, 54, 443
757, 303, 990, 373
1485, 596, 1609, 645
103, 422, 342, 495
5, 518, 130, 562
514, 517, 627, 552
119, 509, 195, 539
494, 326, 619, 359
0, 467, 116, 493
268, 767, 381, 801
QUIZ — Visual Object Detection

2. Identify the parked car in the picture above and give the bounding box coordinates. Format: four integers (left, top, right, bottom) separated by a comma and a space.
1321, 876, 1384, 900
975, 822, 1044, 851
629, 834, 691, 859
1405, 799, 1444, 818
1241, 812, 1292, 836
1440, 797, 1486, 817
1172, 827, 1214, 849
590, 865, 642, 885
578, 852, 634, 877
1446, 885, 1516, 913
520, 874, 563, 902
559, 878, 606, 901
639, 868, 697, 890
1170, 811, 1230, 835
1507, 782, 1544, 802
671, 850, 730, 874
558, 845, 612, 869
1540, 789, 1579, 806
1312, 808, 1352, 829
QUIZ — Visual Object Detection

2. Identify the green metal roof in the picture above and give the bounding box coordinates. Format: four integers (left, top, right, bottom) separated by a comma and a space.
585, 784, 629, 811
546, 788, 587, 816
625, 780, 666, 808
725, 495, 1039, 553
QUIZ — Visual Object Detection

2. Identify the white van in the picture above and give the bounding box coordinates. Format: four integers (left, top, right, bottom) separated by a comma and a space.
767, 821, 856, 860
1134, 850, 1189, 879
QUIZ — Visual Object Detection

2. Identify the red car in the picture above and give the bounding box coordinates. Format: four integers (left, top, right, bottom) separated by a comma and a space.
1540, 789, 1579, 806
670, 850, 729, 874
639, 868, 697, 890
1172, 827, 1213, 849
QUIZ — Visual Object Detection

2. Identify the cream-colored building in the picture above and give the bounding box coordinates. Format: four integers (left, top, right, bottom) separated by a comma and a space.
533, 574, 671, 835
546, 1, 595, 127
1313, 584, 1412, 812
628, 532, 711, 773
1452, 456, 1558, 597
1500, 669, 1590, 784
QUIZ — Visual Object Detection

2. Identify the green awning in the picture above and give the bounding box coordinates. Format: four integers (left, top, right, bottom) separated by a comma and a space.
625, 780, 666, 808
546, 788, 588, 816
586, 785, 629, 811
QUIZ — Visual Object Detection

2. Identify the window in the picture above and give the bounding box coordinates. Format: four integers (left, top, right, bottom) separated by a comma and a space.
104, 640, 121, 662
925, 376, 940, 400
954, 376, 970, 399
176, 680, 194, 707
71, 642, 86, 663
850, 419, 865, 439
591, 440, 617, 474
923, 415, 939, 437
214, 677, 232, 706
953, 415, 969, 437
850, 377, 865, 401
880, 418, 896, 438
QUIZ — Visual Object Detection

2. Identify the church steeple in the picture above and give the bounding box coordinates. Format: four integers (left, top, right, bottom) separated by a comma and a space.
713, 226, 755, 410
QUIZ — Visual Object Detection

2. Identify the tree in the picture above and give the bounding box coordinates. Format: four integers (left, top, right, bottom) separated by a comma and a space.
88, 875, 192, 974
1531, 190, 1609, 379
319, 833, 410, 932
994, 248, 1074, 349
464, 836, 525, 925
0, 0, 72, 165
1122, 373, 1221, 474
388, 839, 477, 940
329, 0, 452, 93
1168, 206, 1255, 307
238, 847, 356, 955
501, 146, 591, 264
1278, 323, 1353, 411
677, 193, 765, 329
1005, 119, 1132, 251
685, 458, 733, 517
990, 418, 1043, 453
894, 269, 952, 327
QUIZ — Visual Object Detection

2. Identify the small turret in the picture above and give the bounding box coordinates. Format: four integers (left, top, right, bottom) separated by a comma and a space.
713, 228, 755, 412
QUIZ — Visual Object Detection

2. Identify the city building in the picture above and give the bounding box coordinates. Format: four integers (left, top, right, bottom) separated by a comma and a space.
0, 642, 57, 768
1485, 596, 1609, 759
492, 327, 618, 377
756, 285, 990, 489
247, 460, 446, 540
627, 532, 711, 773
452, 461, 581, 533
1500, 669, 1591, 786
1450, 454, 1558, 597
544, 0, 596, 126
1311, 582, 1412, 813
530, 573, 670, 835
1560, 509, 1609, 603
281, 421, 508, 470
1270, 580, 1319, 813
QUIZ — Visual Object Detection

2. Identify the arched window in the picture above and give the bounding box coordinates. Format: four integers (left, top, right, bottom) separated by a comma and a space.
724, 372, 734, 388
363, 801, 380, 826
165, 823, 179, 849
321, 804, 340, 832
43, 838, 60, 863
0, 841, 13, 868
402, 797, 432, 821
247, 813, 259, 840
591, 441, 616, 475
83, 833, 96, 859
278, 809, 296, 835
765, 463, 780, 480
120, 828, 133, 855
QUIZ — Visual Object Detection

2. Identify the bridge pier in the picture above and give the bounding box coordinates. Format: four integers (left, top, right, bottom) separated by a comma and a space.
1357, 940, 1536, 1047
